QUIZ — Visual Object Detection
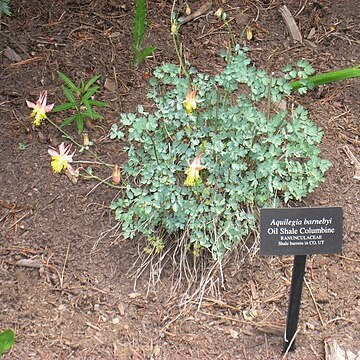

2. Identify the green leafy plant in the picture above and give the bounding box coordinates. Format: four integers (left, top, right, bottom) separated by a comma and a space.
52, 71, 108, 134
0, 0, 11, 17
0, 329, 14, 357
133, 0, 156, 68
111, 46, 331, 260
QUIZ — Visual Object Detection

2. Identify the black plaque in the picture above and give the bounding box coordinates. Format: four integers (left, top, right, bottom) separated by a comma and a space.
260, 207, 343, 256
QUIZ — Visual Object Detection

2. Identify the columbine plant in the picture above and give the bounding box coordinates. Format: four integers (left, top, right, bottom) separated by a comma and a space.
26, 91, 55, 127
52, 71, 108, 134
110, 45, 331, 260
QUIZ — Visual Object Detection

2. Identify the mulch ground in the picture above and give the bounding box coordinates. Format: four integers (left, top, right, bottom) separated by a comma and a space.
1, 0, 359, 359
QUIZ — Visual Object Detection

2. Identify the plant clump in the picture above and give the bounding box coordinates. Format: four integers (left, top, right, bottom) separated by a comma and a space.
110, 46, 331, 260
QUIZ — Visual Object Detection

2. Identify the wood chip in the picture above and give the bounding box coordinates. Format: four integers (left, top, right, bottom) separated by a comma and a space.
4, 46, 22, 62
128, 292, 141, 299
279, 5, 303, 43
104, 78, 117, 92
118, 302, 125, 316
343, 145, 360, 180
15, 258, 43, 268
249, 280, 258, 300
255, 324, 284, 336
325, 338, 360, 360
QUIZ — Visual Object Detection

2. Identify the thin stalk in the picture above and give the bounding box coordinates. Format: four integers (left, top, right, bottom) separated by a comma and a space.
171, 0, 189, 78
290, 64, 360, 91
47, 118, 113, 168
147, 131, 159, 165
80, 173, 124, 190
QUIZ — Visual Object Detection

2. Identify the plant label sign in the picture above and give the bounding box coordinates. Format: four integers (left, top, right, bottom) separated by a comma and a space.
259, 207, 343, 352
260, 207, 343, 256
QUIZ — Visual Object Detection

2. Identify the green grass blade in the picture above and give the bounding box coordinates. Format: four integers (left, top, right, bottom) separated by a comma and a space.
83, 86, 100, 100
52, 102, 75, 112
62, 86, 77, 104
75, 114, 85, 133
0, 329, 15, 356
134, 45, 156, 67
290, 64, 360, 91
87, 99, 109, 107
61, 115, 76, 127
84, 75, 101, 92
58, 71, 80, 93
133, 0, 146, 51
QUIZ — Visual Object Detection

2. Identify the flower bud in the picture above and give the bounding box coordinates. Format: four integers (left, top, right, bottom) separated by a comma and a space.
112, 164, 121, 184
83, 133, 90, 146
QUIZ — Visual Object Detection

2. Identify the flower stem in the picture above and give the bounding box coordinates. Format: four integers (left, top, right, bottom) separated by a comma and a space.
80, 172, 124, 190
47, 118, 113, 168
171, 0, 189, 78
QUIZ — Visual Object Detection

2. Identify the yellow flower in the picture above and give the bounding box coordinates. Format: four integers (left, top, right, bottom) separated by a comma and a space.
26, 90, 54, 126
183, 89, 202, 115
215, 8, 224, 18
48, 143, 76, 175
184, 152, 205, 186
171, 23, 177, 35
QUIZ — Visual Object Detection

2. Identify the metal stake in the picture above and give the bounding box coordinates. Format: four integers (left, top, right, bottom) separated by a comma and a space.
283, 255, 307, 352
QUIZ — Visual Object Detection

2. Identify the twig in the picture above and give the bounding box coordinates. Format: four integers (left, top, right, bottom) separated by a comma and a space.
8, 212, 29, 229
179, 1, 213, 26
343, 145, 360, 180
8, 56, 43, 67
283, 328, 300, 358
304, 278, 325, 327
279, 5, 303, 43
85, 175, 113, 198
60, 241, 71, 289
335, 254, 360, 263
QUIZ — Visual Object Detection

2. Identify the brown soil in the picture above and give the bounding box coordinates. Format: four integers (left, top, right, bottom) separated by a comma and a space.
1, 1, 359, 359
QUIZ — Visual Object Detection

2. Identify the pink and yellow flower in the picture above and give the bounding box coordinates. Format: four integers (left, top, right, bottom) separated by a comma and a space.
26, 90, 54, 126
184, 152, 205, 186
48, 142, 77, 175
183, 89, 202, 115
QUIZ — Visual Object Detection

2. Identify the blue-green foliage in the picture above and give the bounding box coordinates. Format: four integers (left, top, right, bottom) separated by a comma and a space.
111, 46, 331, 259
0, 0, 11, 16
